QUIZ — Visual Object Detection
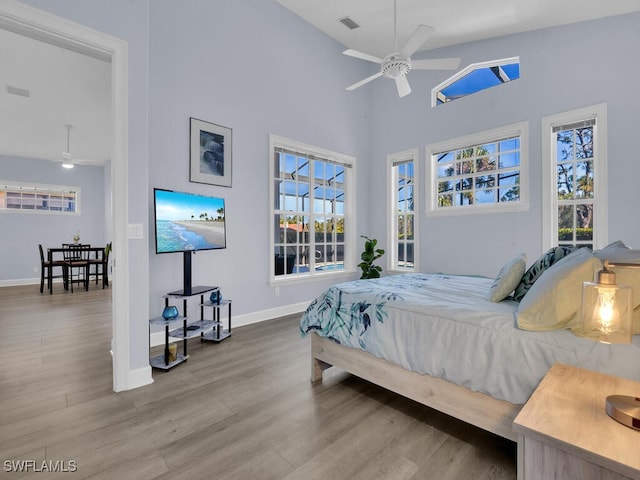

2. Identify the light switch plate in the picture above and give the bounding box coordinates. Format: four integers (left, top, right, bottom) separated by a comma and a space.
128, 223, 143, 239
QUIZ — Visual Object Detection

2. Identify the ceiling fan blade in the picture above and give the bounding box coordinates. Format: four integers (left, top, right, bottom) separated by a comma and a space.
346, 71, 384, 91
400, 25, 435, 58
343, 49, 384, 64
412, 57, 461, 70
395, 76, 411, 98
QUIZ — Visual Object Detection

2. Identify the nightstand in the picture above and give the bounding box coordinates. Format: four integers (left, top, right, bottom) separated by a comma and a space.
513, 363, 640, 480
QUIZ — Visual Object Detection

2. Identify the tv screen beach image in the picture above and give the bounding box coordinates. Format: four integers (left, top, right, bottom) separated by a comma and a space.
154, 190, 226, 253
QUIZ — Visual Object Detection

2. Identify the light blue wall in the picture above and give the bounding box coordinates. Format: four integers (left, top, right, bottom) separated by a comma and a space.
146, 0, 371, 317
366, 13, 640, 277
0, 155, 107, 282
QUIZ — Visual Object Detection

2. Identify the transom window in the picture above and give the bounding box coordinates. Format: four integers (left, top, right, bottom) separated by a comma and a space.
388, 149, 417, 271
427, 122, 529, 215
0, 181, 79, 214
432, 57, 520, 106
542, 104, 607, 250
270, 135, 354, 281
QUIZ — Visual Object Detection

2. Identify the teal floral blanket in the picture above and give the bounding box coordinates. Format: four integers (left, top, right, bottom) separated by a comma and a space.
300, 273, 492, 350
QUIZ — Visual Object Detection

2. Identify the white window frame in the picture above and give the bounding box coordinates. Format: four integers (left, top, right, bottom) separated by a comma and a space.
431, 57, 520, 107
387, 148, 418, 273
269, 134, 356, 285
0, 180, 81, 215
541, 103, 608, 250
426, 122, 529, 216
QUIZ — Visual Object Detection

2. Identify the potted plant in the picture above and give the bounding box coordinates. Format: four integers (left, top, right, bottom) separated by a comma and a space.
358, 235, 385, 279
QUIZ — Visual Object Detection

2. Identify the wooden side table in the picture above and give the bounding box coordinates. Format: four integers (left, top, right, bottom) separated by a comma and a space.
513, 363, 640, 480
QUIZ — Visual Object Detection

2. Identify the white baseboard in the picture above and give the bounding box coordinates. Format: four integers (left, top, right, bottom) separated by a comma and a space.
149, 301, 309, 347
233, 301, 309, 328
124, 365, 154, 391
0, 278, 40, 287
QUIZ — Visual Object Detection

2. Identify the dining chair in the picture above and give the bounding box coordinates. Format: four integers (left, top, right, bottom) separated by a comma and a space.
89, 242, 111, 288
63, 244, 91, 292
38, 244, 67, 294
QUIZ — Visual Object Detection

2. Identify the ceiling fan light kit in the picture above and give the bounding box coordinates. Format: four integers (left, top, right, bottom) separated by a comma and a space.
382, 55, 411, 79
343, 0, 461, 98
62, 152, 74, 169
61, 124, 74, 169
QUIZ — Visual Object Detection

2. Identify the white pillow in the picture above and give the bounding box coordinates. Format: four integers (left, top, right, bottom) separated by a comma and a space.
488, 254, 526, 302
517, 248, 602, 331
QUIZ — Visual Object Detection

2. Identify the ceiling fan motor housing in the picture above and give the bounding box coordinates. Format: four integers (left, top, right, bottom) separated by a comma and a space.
382, 55, 411, 79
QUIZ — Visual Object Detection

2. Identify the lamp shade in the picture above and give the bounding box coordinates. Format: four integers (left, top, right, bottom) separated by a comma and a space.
581, 280, 632, 344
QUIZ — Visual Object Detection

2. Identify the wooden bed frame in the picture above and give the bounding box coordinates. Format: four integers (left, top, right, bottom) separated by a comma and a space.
310, 332, 522, 442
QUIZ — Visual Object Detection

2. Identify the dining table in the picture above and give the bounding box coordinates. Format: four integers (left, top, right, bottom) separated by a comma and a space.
47, 245, 106, 294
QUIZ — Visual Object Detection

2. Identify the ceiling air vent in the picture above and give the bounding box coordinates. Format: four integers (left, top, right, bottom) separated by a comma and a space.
339, 16, 360, 30
6, 85, 30, 97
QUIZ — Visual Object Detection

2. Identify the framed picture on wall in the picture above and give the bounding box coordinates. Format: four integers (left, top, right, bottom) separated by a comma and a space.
189, 117, 232, 187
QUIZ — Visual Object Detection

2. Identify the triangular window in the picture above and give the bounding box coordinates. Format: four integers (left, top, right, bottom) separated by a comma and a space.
432, 57, 520, 106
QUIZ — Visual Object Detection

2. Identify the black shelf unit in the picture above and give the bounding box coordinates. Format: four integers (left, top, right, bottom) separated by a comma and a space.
149, 285, 218, 370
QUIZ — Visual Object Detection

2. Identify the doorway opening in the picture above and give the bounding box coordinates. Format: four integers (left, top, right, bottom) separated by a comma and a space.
0, 1, 134, 391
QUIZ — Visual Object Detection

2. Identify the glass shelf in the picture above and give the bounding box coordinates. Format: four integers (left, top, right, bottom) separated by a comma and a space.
168, 320, 219, 339
149, 315, 187, 327
149, 353, 189, 371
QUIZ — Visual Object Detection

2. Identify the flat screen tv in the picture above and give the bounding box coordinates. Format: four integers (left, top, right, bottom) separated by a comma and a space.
153, 188, 226, 255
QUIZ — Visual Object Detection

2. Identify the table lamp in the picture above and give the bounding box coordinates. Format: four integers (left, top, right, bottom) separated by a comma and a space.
581, 259, 640, 430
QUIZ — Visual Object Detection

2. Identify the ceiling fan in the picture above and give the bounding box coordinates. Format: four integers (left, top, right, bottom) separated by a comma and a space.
60, 124, 96, 168
343, 0, 461, 98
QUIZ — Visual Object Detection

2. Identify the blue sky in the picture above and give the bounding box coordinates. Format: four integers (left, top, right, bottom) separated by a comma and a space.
155, 189, 225, 221
440, 62, 520, 102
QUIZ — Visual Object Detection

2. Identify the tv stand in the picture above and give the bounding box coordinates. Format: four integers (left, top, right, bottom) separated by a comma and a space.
149, 286, 219, 370
181, 251, 194, 295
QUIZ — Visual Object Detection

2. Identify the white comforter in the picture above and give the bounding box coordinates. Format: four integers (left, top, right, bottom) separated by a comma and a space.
300, 273, 640, 404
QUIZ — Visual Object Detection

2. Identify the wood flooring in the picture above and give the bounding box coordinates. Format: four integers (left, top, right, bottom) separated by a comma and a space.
0, 285, 516, 479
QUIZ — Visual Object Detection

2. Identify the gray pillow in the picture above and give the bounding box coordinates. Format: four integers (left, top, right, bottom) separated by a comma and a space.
512, 246, 577, 302
593, 240, 630, 261
488, 254, 527, 302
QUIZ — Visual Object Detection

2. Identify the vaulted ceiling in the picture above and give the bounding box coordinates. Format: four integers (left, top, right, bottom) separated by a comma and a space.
2, 0, 640, 167
275, 0, 640, 58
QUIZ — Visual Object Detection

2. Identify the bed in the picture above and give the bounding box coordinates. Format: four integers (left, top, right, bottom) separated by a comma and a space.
300, 267, 640, 442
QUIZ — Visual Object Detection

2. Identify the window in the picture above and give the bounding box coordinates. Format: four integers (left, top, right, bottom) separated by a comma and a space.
0, 181, 79, 214
432, 57, 520, 106
270, 135, 355, 281
426, 122, 529, 215
388, 149, 417, 271
542, 104, 607, 250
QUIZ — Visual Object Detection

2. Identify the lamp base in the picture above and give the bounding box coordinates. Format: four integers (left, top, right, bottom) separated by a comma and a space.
606, 395, 640, 430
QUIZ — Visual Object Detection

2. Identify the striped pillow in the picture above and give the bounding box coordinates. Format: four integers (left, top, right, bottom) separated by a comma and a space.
512, 246, 577, 302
